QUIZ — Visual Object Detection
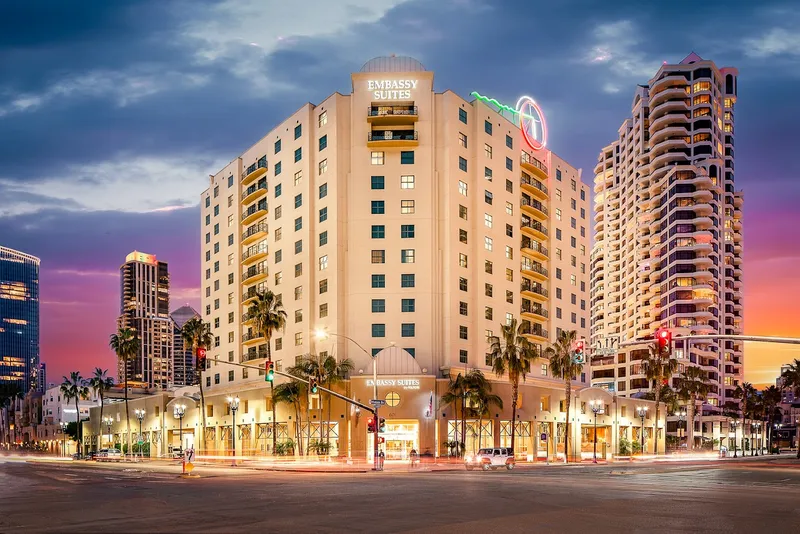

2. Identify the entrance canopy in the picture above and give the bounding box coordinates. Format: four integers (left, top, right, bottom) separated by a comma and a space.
374, 346, 423, 375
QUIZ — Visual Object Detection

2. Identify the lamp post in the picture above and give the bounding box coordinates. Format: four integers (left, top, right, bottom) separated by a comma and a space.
773, 423, 781, 454
731, 420, 738, 457
678, 410, 686, 451
59, 421, 68, 457
134, 409, 145, 460
752, 422, 761, 456
227, 396, 239, 467
637, 406, 648, 454
103, 416, 113, 449
589, 400, 603, 463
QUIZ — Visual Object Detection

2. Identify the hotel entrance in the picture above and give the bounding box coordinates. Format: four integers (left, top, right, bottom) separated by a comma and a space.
369, 420, 419, 460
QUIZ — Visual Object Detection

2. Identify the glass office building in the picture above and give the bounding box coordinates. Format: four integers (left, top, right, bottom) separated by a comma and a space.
0, 246, 40, 392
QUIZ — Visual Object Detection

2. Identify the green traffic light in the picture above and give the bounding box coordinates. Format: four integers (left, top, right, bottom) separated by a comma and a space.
266, 370, 274, 382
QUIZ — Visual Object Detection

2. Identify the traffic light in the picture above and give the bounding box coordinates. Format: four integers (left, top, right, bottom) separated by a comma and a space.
573, 339, 585, 364
379, 418, 386, 433
378, 437, 385, 444
265, 360, 275, 382
657, 328, 672, 350
367, 417, 376, 433
310, 378, 319, 394
196, 347, 207, 370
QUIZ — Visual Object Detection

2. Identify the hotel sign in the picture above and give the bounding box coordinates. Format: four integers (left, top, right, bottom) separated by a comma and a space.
366, 378, 420, 390
368, 79, 418, 100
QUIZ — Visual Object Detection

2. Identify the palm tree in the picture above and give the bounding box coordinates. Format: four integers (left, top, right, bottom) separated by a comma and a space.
109, 326, 139, 455
440, 372, 469, 456
732, 382, 756, 453
319, 353, 354, 452
676, 366, 710, 450
60, 372, 89, 455
545, 329, 579, 462
641, 341, 678, 455
272, 374, 306, 456
88, 368, 114, 449
180, 317, 213, 449
488, 318, 537, 457
247, 290, 287, 454
762, 385, 782, 453
465, 370, 503, 450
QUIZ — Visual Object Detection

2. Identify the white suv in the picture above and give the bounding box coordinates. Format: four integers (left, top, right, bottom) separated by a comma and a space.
465, 447, 515, 471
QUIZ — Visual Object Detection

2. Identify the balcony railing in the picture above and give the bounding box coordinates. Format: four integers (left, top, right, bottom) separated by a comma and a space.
521, 196, 548, 215
520, 217, 548, 236
521, 303, 549, 318
520, 281, 548, 298
242, 204, 267, 221
520, 152, 548, 174
522, 325, 548, 338
242, 246, 268, 262
520, 261, 548, 278
242, 331, 264, 343
368, 130, 418, 142
368, 105, 418, 117
521, 238, 548, 258
242, 347, 267, 362
521, 173, 548, 195
243, 263, 268, 283
242, 182, 267, 200
243, 156, 268, 180
242, 221, 268, 241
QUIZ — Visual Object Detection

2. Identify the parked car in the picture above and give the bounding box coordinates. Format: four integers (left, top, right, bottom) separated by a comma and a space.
96, 448, 122, 462
71, 452, 83, 460
465, 447, 515, 471
83, 451, 98, 461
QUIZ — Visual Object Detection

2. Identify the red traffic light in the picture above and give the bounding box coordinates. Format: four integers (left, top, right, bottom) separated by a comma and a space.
197, 347, 206, 358
196, 347, 207, 369
656, 328, 672, 348
367, 417, 376, 433
575, 340, 585, 353
378, 437, 385, 444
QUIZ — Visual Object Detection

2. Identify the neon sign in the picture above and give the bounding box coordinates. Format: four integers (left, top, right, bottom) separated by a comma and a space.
471, 92, 548, 151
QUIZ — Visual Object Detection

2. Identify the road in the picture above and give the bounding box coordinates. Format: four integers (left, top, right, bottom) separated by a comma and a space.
1, 456, 799, 533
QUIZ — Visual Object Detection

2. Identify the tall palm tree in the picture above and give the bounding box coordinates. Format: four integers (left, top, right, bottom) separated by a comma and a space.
319, 353, 354, 452
440, 372, 469, 456
180, 317, 213, 449
88, 368, 114, 449
733, 382, 756, 453
677, 366, 710, 450
109, 326, 139, 455
641, 341, 678, 455
488, 318, 537, 457
465, 370, 503, 450
545, 329, 580, 462
60, 372, 89, 455
247, 289, 287, 454
762, 385, 782, 453
272, 372, 306, 456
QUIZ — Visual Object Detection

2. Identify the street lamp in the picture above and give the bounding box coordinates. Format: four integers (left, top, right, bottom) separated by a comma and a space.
678, 410, 687, 450
59, 421, 68, 457
589, 400, 603, 463
751, 422, 761, 456
637, 406, 648, 454
227, 396, 240, 467
731, 420, 739, 458
102, 416, 113, 449
134, 409, 146, 460
173, 404, 186, 453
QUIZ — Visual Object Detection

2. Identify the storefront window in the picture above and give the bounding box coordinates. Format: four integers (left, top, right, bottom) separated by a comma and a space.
500, 421, 531, 458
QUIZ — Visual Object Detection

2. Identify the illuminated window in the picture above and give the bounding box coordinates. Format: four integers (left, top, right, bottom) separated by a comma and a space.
484, 144, 492, 159
371, 151, 384, 165
401, 175, 415, 189
458, 132, 467, 148
459, 181, 468, 196
484, 236, 493, 251
401, 200, 415, 214
484, 213, 493, 228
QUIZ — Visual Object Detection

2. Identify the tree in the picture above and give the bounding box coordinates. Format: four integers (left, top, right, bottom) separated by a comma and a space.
440, 373, 469, 457
181, 317, 213, 450
641, 342, 678, 455
676, 366, 710, 450
109, 327, 139, 455
733, 382, 756, 453
780, 360, 800, 458
247, 290, 287, 454
0, 383, 22, 445
88, 368, 114, 448
60, 372, 89, 455
319, 353, 354, 453
546, 329, 580, 462
465, 370, 503, 450
761, 385, 782, 452
489, 318, 537, 457
643, 384, 679, 415
272, 371, 306, 456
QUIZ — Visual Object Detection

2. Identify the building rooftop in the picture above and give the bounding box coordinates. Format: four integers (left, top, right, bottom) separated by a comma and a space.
360, 55, 426, 73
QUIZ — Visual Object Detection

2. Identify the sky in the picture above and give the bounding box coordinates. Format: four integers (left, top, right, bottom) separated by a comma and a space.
1, 0, 798, 388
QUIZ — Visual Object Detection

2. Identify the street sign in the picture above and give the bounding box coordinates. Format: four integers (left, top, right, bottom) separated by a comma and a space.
185, 462, 195, 473
369, 399, 386, 407
186, 447, 195, 463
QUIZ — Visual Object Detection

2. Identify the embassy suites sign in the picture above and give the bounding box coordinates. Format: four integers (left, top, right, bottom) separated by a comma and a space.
368, 79, 418, 100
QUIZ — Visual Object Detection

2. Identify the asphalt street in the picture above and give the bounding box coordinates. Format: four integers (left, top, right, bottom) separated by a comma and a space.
1, 457, 799, 533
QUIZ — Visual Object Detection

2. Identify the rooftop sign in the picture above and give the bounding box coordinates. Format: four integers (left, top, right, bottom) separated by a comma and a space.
471, 92, 548, 151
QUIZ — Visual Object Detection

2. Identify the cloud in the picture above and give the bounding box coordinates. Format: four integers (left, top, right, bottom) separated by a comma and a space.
52, 269, 118, 277
744, 27, 800, 58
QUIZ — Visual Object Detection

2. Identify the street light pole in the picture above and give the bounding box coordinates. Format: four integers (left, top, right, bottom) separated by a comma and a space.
103, 417, 113, 449
134, 409, 145, 460
637, 406, 648, 455
174, 404, 186, 473
678, 411, 686, 451
732, 420, 738, 458
590, 400, 602, 463
60, 421, 67, 457
227, 396, 239, 467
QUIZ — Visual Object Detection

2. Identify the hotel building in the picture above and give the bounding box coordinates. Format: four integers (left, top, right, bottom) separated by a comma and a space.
117, 251, 174, 389
189, 56, 663, 461
590, 54, 744, 446
0, 246, 40, 392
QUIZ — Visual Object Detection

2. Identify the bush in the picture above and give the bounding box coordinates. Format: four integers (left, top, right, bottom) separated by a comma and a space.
275, 440, 295, 456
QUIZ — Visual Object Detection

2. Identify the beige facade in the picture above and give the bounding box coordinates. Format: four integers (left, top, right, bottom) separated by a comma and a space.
590, 53, 744, 444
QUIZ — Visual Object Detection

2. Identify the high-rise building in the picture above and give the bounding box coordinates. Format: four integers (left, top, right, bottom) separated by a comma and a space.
0, 246, 40, 392
170, 305, 200, 387
117, 251, 173, 389
36, 362, 46, 393
590, 54, 743, 421
196, 57, 593, 458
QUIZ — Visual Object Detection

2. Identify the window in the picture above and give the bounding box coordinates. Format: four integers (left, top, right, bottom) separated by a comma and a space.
294, 286, 303, 300
319, 207, 328, 222
581, 226, 586, 237
205, 196, 210, 208
319, 135, 327, 151
274, 184, 282, 198
213, 186, 219, 198
485, 283, 493, 297
505, 246, 512, 259
371, 250, 386, 264
581, 208, 586, 219
506, 290, 514, 304
293, 170, 303, 186
459, 326, 468, 340
275, 338, 283, 351
485, 167, 492, 181
318, 183, 328, 199
459, 108, 467, 124
371, 201, 385, 214
484, 213, 493, 228
580, 189, 586, 201
484, 143, 492, 159
556, 288, 562, 299
484, 236, 493, 251
459, 350, 468, 364
372, 299, 386, 313
505, 179, 513, 193
214, 243, 220, 254
556, 267, 562, 280
318, 111, 327, 127
505, 224, 513, 238
205, 214, 211, 226
372, 324, 386, 337
571, 179, 576, 191
294, 217, 302, 231
295, 309, 303, 323
401, 224, 415, 238
294, 194, 302, 209
555, 208, 562, 221
319, 231, 328, 246
294, 148, 302, 162
505, 157, 512, 171
401, 274, 415, 288
505, 312, 513, 326
319, 279, 328, 293
295, 332, 303, 346
318, 255, 328, 270
317, 158, 328, 174
484, 190, 493, 205
458, 156, 467, 172
556, 169, 562, 181
459, 132, 467, 148
274, 162, 282, 176
214, 223, 219, 235
459, 253, 468, 268
213, 205, 219, 216
372, 274, 386, 288
484, 306, 492, 320
401, 249, 415, 263
319, 303, 328, 318
228, 273, 234, 284
556, 229, 562, 241
555, 188, 562, 201
400, 151, 414, 164
370, 175, 385, 190
400, 175, 415, 189
571, 312, 577, 324
556, 248, 562, 259
275, 272, 283, 285
459, 205, 468, 220
571, 255, 576, 267
372, 225, 385, 238
371, 151, 384, 165
581, 244, 586, 256
505, 268, 513, 282
459, 277, 468, 291
458, 180, 468, 196
485, 260, 493, 274
402, 299, 415, 312
571, 236, 576, 248
275, 228, 282, 241
571, 217, 576, 229
228, 214, 234, 227
275, 206, 282, 219
506, 134, 513, 149
401, 200, 415, 214
570, 274, 576, 286
505, 202, 513, 215
556, 307, 562, 319
401, 324, 415, 337
294, 240, 302, 254
484, 120, 492, 135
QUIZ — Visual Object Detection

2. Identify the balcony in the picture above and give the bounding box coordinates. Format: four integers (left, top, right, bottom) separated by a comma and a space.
521, 173, 548, 200
520, 216, 547, 240
520, 281, 548, 301
242, 156, 268, 186
521, 260, 548, 281
520, 196, 548, 221
367, 105, 418, 125
522, 324, 548, 341
367, 129, 418, 147
521, 302, 548, 321
242, 346, 267, 362
520, 152, 548, 180
242, 203, 268, 225
242, 221, 268, 246
242, 263, 268, 285
521, 237, 548, 260
242, 181, 268, 204
242, 331, 265, 346
243, 285, 264, 305
242, 245, 268, 266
